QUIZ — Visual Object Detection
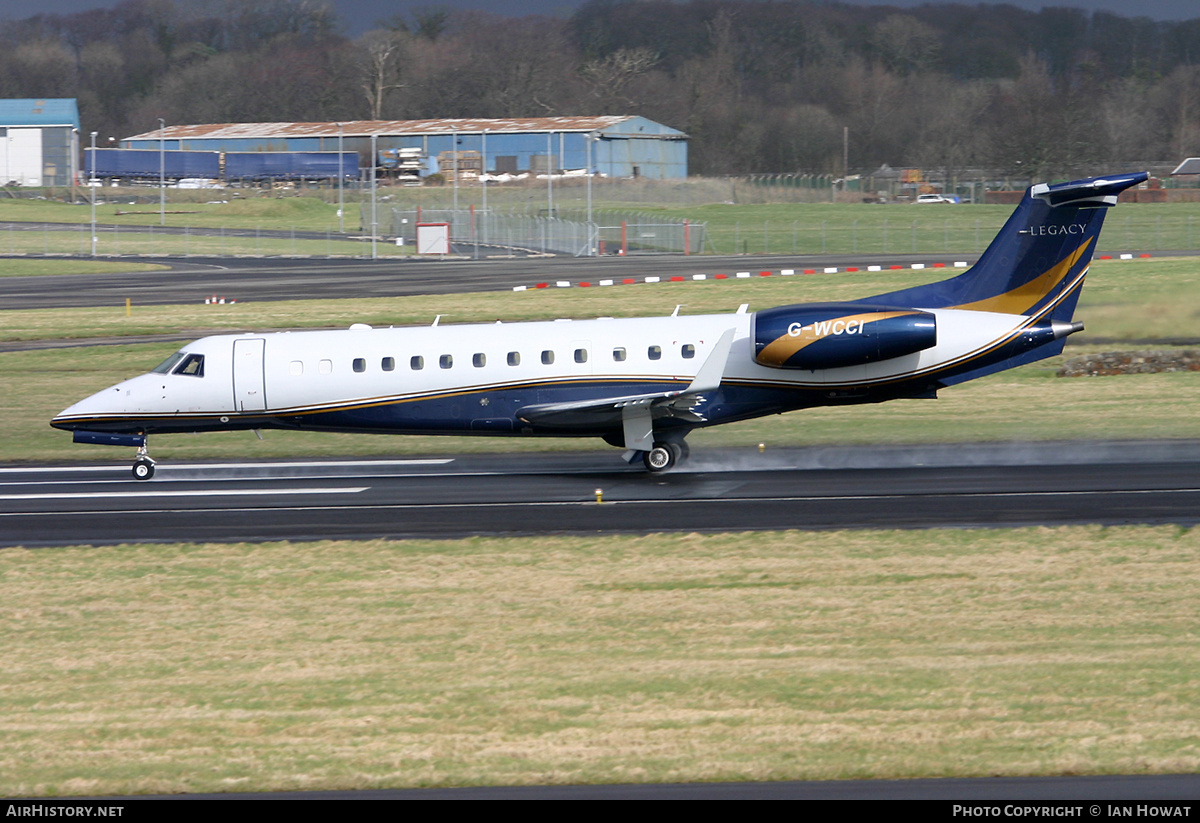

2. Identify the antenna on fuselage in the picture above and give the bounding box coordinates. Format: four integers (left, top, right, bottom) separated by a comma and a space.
432, 315, 442, 327
671, 305, 682, 317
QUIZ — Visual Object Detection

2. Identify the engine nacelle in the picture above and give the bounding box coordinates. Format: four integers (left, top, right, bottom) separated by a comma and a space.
753, 303, 937, 369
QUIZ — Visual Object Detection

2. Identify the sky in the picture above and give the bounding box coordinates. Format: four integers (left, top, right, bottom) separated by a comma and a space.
3, 0, 1197, 36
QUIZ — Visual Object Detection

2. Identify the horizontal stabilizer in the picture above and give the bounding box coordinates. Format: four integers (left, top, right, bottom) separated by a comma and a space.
1031, 173, 1148, 208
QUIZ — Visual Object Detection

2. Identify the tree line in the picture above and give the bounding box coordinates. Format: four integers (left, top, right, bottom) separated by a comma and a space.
2, 0, 1199, 180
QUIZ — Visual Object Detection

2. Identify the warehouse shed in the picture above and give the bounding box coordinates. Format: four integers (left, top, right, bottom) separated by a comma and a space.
0, 98, 80, 186
123, 116, 688, 180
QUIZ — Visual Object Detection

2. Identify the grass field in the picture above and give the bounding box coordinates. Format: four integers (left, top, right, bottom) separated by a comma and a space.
0, 260, 170, 277
3, 526, 1198, 795
643, 202, 1200, 256
2, 194, 1198, 258
0, 196, 346, 232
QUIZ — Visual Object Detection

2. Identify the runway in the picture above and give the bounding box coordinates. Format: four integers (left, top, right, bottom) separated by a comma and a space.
5, 252, 972, 310
5, 442, 1199, 547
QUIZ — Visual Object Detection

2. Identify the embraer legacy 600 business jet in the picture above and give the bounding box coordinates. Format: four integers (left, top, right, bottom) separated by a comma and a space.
53, 172, 1147, 478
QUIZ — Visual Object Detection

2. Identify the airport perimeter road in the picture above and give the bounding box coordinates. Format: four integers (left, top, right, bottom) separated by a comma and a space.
4, 252, 977, 310
4, 446, 1200, 547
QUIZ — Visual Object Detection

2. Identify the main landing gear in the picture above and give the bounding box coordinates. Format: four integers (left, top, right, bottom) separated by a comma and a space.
642, 440, 689, 473
132, 441, 156, 480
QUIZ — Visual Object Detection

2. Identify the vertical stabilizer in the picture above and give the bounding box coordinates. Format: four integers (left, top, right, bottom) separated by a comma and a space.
864, 172, 1148, 323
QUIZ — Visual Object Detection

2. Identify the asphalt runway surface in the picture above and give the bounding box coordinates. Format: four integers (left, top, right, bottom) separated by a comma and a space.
6, 251, 977, 311
4, 442, 1199, 547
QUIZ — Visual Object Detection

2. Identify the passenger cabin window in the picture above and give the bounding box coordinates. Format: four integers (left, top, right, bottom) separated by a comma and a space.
508, 352, 521, 366
411, 356, 424, 370
648, 346, 662, 361
541, 350, 555, 365
289, 361, 303, 376
382, 357, 395, 372
574, 348, 588, 364
613, 347, 627, 362
473, 353, 486, 368
353, 358, 366, 373
174, 353, 205, 377
682, 344, 696, 359
319, 359, 333, 374
440, 354, 453, 370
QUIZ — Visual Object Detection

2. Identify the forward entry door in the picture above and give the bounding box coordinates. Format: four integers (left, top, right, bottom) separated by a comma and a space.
232, 338, 267, 412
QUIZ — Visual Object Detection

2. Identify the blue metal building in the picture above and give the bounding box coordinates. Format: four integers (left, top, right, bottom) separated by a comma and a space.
123, 116, 688, 180
0, 98, 80, 186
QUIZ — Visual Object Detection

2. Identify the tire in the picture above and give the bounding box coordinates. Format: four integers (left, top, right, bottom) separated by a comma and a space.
643, 444, 675, 472
132, 459, 155, 480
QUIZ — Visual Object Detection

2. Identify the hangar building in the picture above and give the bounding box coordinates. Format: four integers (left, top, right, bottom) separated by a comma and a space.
122, 116, 688, 180
0, 98, 80, 186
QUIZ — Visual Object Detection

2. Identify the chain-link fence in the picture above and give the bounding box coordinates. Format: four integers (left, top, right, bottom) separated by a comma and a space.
374, 207, 706, 256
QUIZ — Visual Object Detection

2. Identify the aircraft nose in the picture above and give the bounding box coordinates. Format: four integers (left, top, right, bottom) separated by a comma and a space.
51, 387, 120, 430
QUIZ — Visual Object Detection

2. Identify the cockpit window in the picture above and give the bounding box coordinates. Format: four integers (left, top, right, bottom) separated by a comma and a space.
173, 353, 205, 377
152, 352, 186, 374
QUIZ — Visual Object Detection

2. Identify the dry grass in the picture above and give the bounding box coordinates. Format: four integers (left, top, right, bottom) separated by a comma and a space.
2, 526, 1198, 795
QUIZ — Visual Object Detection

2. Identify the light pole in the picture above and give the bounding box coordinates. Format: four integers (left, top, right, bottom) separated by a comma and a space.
337, 122, 344, 233
89, 131, 97, 257
546, 131, 553, 216
481, 129, 488, 246
157, 118, 165, 226
451, 126, 458, 218
370, 133, 378, 260
586, 131, 597, 255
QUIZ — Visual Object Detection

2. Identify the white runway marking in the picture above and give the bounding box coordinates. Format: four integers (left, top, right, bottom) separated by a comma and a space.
0, 459, 452, 475
0, 487, 368, 501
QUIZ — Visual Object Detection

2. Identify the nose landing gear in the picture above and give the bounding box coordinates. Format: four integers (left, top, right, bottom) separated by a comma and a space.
132, 442, 156, 480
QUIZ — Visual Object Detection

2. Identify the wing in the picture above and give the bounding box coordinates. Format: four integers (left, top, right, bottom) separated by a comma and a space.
516, 328, 736, 448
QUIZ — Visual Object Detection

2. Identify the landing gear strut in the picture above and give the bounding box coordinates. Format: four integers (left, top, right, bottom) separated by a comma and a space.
132, 441, 155, 480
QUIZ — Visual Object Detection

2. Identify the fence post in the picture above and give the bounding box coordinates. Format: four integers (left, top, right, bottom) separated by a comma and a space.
684, 220, 690, 255
621, 220, 627, 256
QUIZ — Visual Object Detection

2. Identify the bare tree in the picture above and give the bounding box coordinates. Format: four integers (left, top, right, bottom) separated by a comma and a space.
580, 47, 659, 111
359, 29, 407, 120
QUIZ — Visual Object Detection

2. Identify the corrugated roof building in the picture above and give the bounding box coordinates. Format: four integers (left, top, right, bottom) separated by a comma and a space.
123, 116, 688, 180
0, 98, 81, 186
